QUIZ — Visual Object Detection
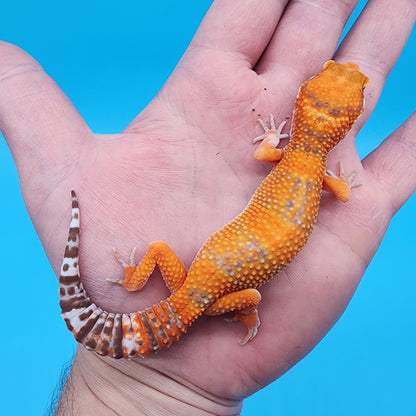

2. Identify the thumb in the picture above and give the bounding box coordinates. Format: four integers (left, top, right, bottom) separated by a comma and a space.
0, 41, 91, 206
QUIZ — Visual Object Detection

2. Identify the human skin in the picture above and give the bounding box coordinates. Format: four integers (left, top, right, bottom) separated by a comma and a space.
1, 0, 416, 415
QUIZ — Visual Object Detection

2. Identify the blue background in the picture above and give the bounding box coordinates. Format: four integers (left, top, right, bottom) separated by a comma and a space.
1, 1, 415, 415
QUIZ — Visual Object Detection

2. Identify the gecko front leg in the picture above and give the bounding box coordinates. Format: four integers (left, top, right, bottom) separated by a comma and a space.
253, 114, 288, 163
324, 162, 362, 202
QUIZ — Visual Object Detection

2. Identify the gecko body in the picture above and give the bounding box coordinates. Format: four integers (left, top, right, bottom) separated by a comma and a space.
59, 61, 369, 358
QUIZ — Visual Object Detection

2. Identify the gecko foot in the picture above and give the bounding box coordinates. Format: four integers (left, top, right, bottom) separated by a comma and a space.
239, 323, 260, 345
238, 313, 260, 345
106, 247, 137, 284
326, 161, 362, 189
224, 308, 261, 345
253, 114, 288, 146
253, 115, 288, 163
324, 161, 362, 202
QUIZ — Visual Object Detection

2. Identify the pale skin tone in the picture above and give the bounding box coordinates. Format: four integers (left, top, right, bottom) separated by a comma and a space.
1, 0, 416, 414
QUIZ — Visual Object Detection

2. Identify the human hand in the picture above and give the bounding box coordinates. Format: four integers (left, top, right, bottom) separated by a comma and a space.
1, 1, 415, 414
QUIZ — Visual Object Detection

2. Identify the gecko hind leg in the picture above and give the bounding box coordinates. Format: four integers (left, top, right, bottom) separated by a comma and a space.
205, 288, 261, 345
107, 241, 188, 293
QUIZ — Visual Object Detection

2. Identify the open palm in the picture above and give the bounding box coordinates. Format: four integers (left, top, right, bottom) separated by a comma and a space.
2, 1, 415, 413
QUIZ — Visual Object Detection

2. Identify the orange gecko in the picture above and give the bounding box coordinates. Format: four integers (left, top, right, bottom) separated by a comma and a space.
59, 61, 369, 358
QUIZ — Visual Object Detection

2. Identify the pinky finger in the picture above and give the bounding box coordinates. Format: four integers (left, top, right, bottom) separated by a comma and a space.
362, 111, 416, 213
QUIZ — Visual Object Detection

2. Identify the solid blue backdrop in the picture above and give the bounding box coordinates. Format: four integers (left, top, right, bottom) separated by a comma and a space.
1, 1, 415, 415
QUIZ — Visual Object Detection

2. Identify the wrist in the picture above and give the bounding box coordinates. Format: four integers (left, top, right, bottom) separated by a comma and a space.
55, 346, 242, 416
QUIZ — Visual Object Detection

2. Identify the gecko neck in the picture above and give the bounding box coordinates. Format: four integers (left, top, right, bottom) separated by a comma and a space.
272, 139, 329, 184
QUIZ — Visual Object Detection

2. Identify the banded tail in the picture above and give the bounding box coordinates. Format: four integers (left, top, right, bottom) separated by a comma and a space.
59, 191, 187, 358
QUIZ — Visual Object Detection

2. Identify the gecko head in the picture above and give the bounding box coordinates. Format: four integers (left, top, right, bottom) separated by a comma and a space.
294, 60, 370, 152
319, 60, 370, 103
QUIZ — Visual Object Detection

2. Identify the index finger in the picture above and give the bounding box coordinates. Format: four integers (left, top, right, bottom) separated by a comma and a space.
188, 0, 288, 67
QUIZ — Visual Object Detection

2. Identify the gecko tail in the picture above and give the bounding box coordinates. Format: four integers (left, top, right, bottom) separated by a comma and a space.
59, 191, 187, 358
59, 189, 94, 330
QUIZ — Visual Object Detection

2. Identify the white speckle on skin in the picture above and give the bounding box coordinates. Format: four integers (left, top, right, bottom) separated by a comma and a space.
216, 256, 227, 266
246, 241, 259, 250
286, 200, 295, 209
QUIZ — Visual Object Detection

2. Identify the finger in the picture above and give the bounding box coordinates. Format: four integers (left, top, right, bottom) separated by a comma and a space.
335, 0, 416, 117
325, 0, 416, 163
125, 0, 289, 134
0, 42, 91, 192
188, 0, 288, 67
362, 111, 416, 213
255, 0, 359, 87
